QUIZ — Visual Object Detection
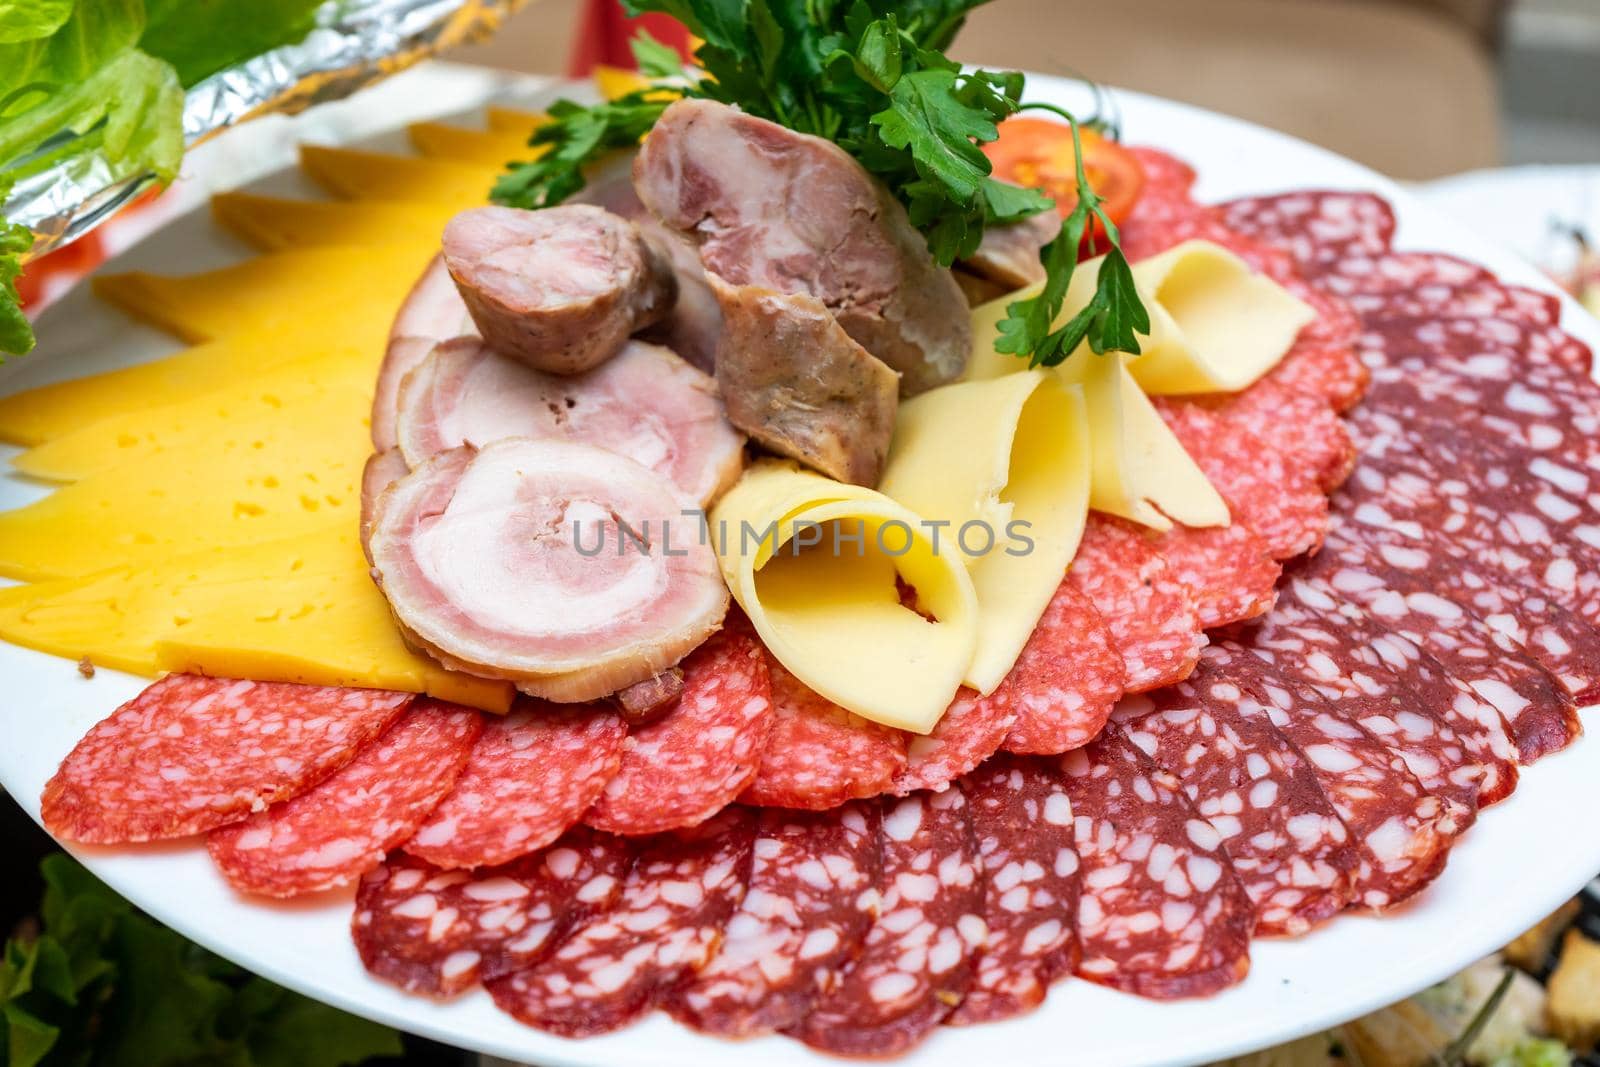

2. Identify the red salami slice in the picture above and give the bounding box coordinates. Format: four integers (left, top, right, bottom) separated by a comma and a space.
1316, 511, 1590, 751
1067, 516, 1204, 693
1212, 380, 1357, 492
1117, 649, 1356, 936
405, 701, 626, 869
994, 580, 1125, 755
1218, 644, 1457, 908
1260, 338, 1371, 413
41, 676, 412, 844
1316, 251, 1493, 297
1285, 277, 1362, 350
586, 620, 774, 834
891, 683, 1015, 794
1233, 591, 1503, 819
1214, 192, 1396, 273
739, 654, 906, 809
208, 701, 482, 897
948, 756, 1080, 1025
789, 789, 985, 1056
1347, 281, 1561, 327
1061, 729, 1253, 999
1157, 398, 1329, 560
1149, 522, 1281, 629
666, 803, 882, 1036
352, 827, 630, 996
487, 806, 756, 1037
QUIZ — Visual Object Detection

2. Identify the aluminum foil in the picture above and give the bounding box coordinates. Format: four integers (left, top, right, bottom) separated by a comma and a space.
7, 0, 532, 261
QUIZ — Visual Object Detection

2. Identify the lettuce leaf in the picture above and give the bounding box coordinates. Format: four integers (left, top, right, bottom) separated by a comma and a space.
0, 0, 144, 110
0, 0, 74, 45
141, 0, 324, 87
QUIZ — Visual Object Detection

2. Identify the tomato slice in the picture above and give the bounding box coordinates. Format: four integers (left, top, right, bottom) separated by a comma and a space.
983, 117, 1145, 244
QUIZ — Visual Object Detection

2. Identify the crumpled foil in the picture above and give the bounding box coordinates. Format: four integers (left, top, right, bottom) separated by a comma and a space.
7, 0, 531, 261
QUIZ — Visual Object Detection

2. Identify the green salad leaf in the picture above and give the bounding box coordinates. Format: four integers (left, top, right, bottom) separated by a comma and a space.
141, 0, 324, 88
0, 0, 73, 45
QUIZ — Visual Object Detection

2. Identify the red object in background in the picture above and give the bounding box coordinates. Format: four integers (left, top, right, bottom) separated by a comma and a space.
569, 0, 691, 76
14, 231, 104, 310
983, 118, 1146, 246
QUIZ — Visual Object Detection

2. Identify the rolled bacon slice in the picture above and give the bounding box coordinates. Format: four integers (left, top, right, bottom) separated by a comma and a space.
442, 204, 676, 375
375, 255, 479, 451
369, 438, 728, 701
633, 98, 971, 395
395, 337, 745, 506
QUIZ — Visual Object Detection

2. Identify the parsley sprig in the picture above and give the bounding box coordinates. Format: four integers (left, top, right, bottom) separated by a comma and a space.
492, 0, 1149, 366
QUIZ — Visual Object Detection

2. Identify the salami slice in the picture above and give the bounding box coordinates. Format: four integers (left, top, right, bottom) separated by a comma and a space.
891, 684, 1015, 795
352, 827, 630, 996
666, 803, 882, 1036
208, 701, 482, 897
405, 701, 626, 869
789, 789, 985, 1056
1311, 520, 1585, 759
1116, 650, 1356, 936
487, 806, 756, 1037
1316, 251, 1493, 298
1061, 728, 1253, 999
1347, 281, 1561, 327
1149, 521, 1281, 629
948, 756, 1080, 1025
586, 620, 774, 834
1212, 380, 1357, 492
1214, 192, 1397, 274
993, 579, 1125, 755
1157, 398, 1329, 560
1259, 338, 1371, 413
1067, 516, 1205, 693
739, 654, 906, 809
1216, 644, 1457, 908
41, 676, 412, 844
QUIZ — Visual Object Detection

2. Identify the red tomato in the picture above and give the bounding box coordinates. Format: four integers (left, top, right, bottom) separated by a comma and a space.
983, 117, 1145, 243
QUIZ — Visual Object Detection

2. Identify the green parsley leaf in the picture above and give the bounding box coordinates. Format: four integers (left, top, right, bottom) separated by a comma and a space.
492, 89, 679, 210
0, 219, 34, 358
629, 28, 684, 79
871, 68, 996, 206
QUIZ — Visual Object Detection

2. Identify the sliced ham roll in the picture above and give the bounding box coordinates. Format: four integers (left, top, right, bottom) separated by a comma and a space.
375, 256, 478, 451
442, 205, 676, 375
395, 337, 745, 505
709, 277, 897, 487
633, 98, 971, 395
369, 438, 728, 701
360, 448, 409, 563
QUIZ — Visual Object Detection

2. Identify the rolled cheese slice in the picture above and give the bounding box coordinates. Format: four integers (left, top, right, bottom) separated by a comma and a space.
395, 337, 746, 505
879, 371, 1090, 694
963, 238, 1312, 391
369, 438, 727, 700
709, 461, 979, 734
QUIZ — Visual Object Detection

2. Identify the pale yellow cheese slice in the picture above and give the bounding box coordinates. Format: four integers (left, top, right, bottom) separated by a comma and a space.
299, 144, 498, 204
709, 461, 979, 734
407, 122, 546, 168
0, 530, 512, 711
212, 193, 464, 252
1057, 349, 1229, 531
485, 106, 548, 138
0, 387, 370, 581
879, 371, 1090, 693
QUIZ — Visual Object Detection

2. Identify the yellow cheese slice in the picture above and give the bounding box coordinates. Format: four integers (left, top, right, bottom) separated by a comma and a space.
13, 358, 374, 481
407, 122, 545, 168
1058, 348, 1229, 530
0, 317, 388, 447
879, 371, 1090, 693
211, 193, 463, 252
299, 144, 497, 204
0, 530, 512, 711
0, 387, 370, 581
92, 241, 435, 344
1123, 240, 1315, 394
963, 239, 1313, 393
709, 461, 979, 734
485, 106, 549, 138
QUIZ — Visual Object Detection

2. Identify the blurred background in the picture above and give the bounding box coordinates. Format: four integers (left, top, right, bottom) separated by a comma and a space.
448, 0, 1600, 180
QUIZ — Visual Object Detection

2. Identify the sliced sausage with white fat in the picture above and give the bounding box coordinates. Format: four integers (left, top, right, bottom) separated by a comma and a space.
442, 204, 676, 375
374, 255, 478, 450
395, 337, 745, 505
633, 98, 971, 395
368, 438, 728, 701
710, 277, 898, 487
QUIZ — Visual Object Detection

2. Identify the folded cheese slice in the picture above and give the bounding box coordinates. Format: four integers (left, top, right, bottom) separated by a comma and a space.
879, 371, 1090, 694
709, 461, 979, 734
963, 238, 1312, 393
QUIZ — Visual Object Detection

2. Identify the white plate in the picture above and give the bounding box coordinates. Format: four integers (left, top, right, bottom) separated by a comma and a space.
3, 68, 1599, 1067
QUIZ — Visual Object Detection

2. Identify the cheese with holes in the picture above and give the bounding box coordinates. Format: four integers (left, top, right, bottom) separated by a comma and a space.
709, 461, 979, 733
0, 530, 512, 711
211, 193, 462, 252
879, 371, 1089, 693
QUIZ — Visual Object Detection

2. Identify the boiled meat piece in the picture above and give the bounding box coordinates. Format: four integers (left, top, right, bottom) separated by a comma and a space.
360, 448, 409, 564
442, 205, 676, 375
368, 439, 728, 701
634, 98, 971, 395
395, 337, 745, 505
374, 256, 478, 450
960, 210, 1055, 290
710, 277, 898, 487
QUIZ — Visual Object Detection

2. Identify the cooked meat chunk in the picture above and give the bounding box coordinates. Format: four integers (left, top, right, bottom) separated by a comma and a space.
960, 209, 1055, 289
